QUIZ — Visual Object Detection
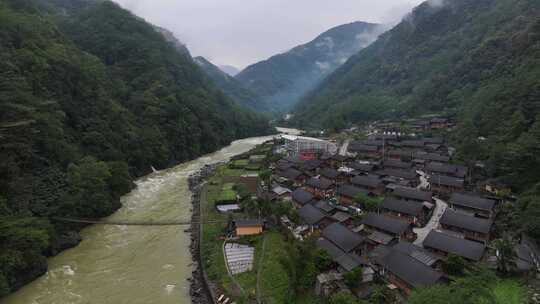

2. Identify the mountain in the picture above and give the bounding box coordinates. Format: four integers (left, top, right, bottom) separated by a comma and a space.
153, 25, 191, 57
293, 0, 540, 187
219, 64, 240, 76
235, 21, 384, 112
0, 0, 272, 296
194, 56, 268, 112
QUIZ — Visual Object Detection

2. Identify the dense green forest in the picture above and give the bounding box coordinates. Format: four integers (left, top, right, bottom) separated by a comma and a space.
236, 21, 383, 112
294, 0, 539, 183
194, 56, 270, 112
0, 0, 272, 296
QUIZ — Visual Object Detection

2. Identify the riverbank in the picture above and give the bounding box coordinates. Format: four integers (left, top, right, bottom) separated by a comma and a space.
188, 162, 224, 304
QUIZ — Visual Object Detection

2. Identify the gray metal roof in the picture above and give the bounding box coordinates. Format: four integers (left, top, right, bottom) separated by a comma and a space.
423, 230, 486, 261
440, 209, 493, 234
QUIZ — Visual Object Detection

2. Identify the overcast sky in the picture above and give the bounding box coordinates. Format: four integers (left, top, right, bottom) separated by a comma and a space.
112, 0, 425, 70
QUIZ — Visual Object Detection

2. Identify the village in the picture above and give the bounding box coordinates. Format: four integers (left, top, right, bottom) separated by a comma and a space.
195, 117, 539, 304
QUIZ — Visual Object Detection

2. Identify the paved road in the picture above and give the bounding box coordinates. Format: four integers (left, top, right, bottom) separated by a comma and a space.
416, 170, 430, 190
413, 197, 448, 245
339, 139, 351, 156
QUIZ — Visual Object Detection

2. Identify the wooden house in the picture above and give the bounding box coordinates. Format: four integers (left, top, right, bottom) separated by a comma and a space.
305, 177, 334, 199
380, 198, 429, 227
439, 209, 493, 243
337, 185, 368, 205
361, 213, 415, 241
448, 193, 496, 218
351, 175, 385, 195
423, 230, 486, 261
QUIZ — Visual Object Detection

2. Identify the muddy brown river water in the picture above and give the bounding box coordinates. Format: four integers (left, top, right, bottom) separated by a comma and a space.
2, 135, 277, 304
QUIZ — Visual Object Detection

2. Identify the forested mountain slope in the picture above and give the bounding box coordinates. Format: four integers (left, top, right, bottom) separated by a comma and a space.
0, 0, 272, 296
194, 56, 268, 112
236, 21, 384, 112
294, 0, 540, 132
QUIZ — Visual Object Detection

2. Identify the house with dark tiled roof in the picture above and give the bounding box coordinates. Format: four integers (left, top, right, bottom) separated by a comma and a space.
373, 247, 443, 295
392, 241, 441, 268
392, 187, 433, 203
439, 209, 493, 243
348, 162, 376, 174
448, 193, 496, 218
413, 152, 450, 164
348, 142, 380, 157
305, 177, 334, 199
319, 167, 344, 184
298, 204, 332, 232
361, 213, 415, 241
380, 198, 429, 227
383, 160, 412, 170
387, 149, 415, 161
351, 175, 385, 195
331, 211, 353, 227
377, 169, 419, 187
314, 200, 336, 214
337, 185, 369, 206
429, 174, 465, 194
321, 223, 366, 256
325, 154, 348, 169
300, 159, 323, 176
426, 162, 467, 178
423, 230, 486, 261
277, 168, 307, 186
292, 188, 315, 208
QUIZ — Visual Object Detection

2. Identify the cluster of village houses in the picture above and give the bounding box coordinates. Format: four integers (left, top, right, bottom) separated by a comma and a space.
226, 120, 539, 299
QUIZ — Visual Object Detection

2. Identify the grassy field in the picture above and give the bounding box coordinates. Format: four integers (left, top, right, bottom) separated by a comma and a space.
491, 280, 527, 304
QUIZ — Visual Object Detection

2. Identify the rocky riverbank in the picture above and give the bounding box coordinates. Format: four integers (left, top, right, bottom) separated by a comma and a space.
188, 162, 224, 304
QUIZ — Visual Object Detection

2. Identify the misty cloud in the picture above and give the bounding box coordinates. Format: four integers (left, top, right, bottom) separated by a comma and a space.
112, 0, 425, 69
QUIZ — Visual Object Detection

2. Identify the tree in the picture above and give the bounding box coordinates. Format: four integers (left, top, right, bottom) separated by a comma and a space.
443, 254, 468, 276
0, 196, 11, 217
258, 169, 272, 187
354, 193, 382, 212
329, 290, 366, 304
343, 267, 363, 288
493, 234, 517, 275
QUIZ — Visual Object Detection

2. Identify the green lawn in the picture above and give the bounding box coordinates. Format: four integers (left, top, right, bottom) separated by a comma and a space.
231, 159, 250, 169
258, 231, 292, 304
492, 280, 527, 304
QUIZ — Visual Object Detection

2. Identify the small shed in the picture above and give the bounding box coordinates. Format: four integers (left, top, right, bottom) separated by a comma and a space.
234, 219, 265, 236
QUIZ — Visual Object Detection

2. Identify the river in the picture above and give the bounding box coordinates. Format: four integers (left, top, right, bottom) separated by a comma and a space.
2, 135, 276, 304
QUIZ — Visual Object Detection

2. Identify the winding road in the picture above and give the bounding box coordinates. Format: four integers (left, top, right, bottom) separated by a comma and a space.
413, 197, 448, 245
